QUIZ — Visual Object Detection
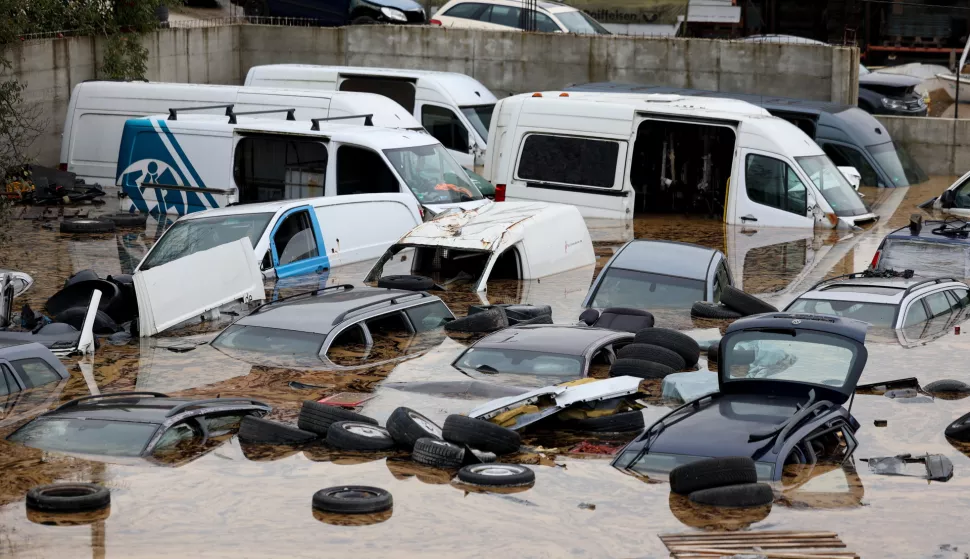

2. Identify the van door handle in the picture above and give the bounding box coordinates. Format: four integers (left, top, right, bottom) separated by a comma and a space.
740, 215, 758, 222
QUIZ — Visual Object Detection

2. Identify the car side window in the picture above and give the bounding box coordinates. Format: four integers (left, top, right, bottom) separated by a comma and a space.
527, 10, 560, 32
273, 210, 319, 267
0, 364, 19, 396
713, 263, 731, 303
404, 301, 453, 332
903, 299, 929, 327
365, 312, 412, 338
336, 146, 400, 195
949, 288, 970, 309
745, 154, 808, 216
153, 420, 203, 453
924, 291, 952, 319
11, 358, 60, 389
200, 413, 248, 436
821, 143, 880, 187
487, 4, 522, 27
442, 2, 487, 20
421, 105, 470, 153
952, 175, 970, 208
326, 324, 370, 364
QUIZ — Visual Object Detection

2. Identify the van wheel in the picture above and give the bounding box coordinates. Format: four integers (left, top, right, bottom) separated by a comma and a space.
60, 219, 115, 234
352, 15, 378, 24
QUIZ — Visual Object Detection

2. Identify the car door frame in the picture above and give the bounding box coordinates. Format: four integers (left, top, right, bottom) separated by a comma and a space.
896, 286, 954, 330
731, 148, 818, 228
268, 205, 330, 279
417, 101, 476, 168
0, 359, 26, 396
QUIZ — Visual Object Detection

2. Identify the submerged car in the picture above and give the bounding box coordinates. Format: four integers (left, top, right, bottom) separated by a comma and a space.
583, 240, 733, 310
869, 219, 970, 280
612, 313, 868, 482
0, 341, 71, 397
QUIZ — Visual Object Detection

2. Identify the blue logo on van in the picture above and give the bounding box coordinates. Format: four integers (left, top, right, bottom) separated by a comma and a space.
117, 119, 219, 217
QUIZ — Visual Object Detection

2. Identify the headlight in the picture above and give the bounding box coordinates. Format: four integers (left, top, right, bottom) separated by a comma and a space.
380, 7, 408, 21
881, 97, 906, 110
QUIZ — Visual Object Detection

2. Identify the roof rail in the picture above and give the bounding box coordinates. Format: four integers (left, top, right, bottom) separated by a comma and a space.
249, 284, 354, 315
310, 114, 374, 130
165, 398, 270, 418
227, 108, 296, 125
807, 269, 915, 292
332, 291, 431, 326
168, 104, 235, 121
54, 392, 169, 412
902, 277, 959, 298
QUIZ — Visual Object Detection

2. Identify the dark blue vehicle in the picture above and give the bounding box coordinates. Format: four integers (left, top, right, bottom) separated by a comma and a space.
242, 0, 427, 26
870, 218, 970, 280
612, 313, 867, 482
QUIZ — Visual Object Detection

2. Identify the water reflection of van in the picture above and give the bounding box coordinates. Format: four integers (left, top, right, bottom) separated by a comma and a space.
115, 114, 488, 216
566, 83, 928, 189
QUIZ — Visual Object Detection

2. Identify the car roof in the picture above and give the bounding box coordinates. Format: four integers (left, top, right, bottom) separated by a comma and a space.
173, 193, 416, 221
796, 276, 966, 304
469, 325, 631, 355
233, 286, 437, 335
0, 339, 32, 350
40, 395, 202, 424
609, 239, 719, 280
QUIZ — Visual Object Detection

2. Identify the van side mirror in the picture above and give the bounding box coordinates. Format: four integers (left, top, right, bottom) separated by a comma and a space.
941, 189, 957, 208
837, 166, 861, 190
471, 143, 485, 167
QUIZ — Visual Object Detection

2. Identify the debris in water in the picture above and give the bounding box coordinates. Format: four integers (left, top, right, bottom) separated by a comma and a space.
578, 502, 596, 510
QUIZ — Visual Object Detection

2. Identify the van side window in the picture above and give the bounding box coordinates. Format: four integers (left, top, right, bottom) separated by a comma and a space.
517, 134, 619, 188
336, 146, 399, 195
821, 143, 880, 187
421, 105, 469, 153
745, 154, 807, 216
234, 137, 327, 203
339, 77, 417, 113
273, 211, 319, 266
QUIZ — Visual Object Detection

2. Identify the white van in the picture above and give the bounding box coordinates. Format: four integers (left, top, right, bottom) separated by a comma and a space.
485, 92, 877, 229
60, 80, 423, 185
244, 65, 498, 170
116, 114, 488, 216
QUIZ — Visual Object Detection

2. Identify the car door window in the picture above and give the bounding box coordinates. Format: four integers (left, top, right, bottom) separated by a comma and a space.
903, 299, 929, 327
526, 10, 560, 32
200, 413, 248, 436
0, 364, 19, 396
949, 288, 970, 309
336, 146, 400, 195
404, 301, 453, 332
952, 175, 970, 208
273, 210, 319, 267
924, 292, 952, 319
488, 4, 522, 27
11, 358, 60, 389
153, 420, 204, 453
326, 324, 370, 365
821, 143, 880, 187
713, 263, 731, 302
421, 105, 470, 153
443, 2, 487, 20
745, 154, 808, 215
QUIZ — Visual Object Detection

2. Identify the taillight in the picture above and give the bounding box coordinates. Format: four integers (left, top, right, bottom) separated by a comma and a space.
58, 163, 67, 171
869, 250, 881, 270
495, 184, 506, 202
430, 18, 442, 25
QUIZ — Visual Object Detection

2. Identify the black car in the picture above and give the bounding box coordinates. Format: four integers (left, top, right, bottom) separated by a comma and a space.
612, 313, 868, 482
243, 0, 427, 26
858, 68, 927, 116
7, 393, 271, 465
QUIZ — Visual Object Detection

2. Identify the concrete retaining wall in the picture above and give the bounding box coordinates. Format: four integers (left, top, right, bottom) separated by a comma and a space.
877, 116, 970, 177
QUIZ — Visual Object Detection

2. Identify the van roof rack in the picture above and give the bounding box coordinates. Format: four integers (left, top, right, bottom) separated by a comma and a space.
168, 104, 235, 121
310, 114, 374, 130
227, 108, 296, 124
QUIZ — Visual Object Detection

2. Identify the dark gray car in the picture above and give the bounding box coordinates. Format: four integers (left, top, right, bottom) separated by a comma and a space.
0, 341, 71, 396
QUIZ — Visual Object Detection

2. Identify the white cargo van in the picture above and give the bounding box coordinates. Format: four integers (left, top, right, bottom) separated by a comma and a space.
116, 113, 488, 217
60, 81, 422, 185
485, 92, 877, 229
244, 65, 498, 170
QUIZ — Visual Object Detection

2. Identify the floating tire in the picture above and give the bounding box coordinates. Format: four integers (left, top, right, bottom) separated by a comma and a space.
326, 421, 396, 451
26, 483, 110, 513
669, 456, 758, 495
945, 411, 970, 442
442, 414, 520, 455
64, 269, 99, 288
238, 416, 317, 445
45, 279, 122, 318
103, 212, 147, 227
608, 358, 675, 380
691, 301, 743, 320
633, 328, 701, 367
562, 410, 645, 433
53, 306, 119, 334
616, 343, 685, 371
926, 379, 970, 394
386, 407, 442, 450
377, 275, 434, 291
444, 307, 509, 334
312, 486, 392, 514
706, 342, 719, 364
412, 437, 465, 469
689, 483, 774, 508
512, 313, 553, 326
720, 286, 777, 316
297, 401, 377, 436
60, 219, 115, 234
456, 463, 535, 487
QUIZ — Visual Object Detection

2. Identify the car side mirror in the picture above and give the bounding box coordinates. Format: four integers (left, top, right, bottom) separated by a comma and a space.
941, 189, 957, 208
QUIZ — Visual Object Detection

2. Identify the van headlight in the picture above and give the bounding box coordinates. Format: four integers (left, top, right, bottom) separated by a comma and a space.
381, 7, 408, 21
881, 97, 906, 110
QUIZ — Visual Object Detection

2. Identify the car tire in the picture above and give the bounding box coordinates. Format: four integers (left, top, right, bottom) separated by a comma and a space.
412, 437, 465, 469
633, 328, 701, 367
60, 219, 115, 234
312, 486, 392, 514
471, 304, 552, 324
53, 306, 119, 334
326, 421, 396, 451
691, 301, 743, 320
689, 483, 774, 507
669, 456, 758, 495
104, 212, 147, 227
608, 358, 675, 379
706, 342, 718, 364
926, 379, 970, 394
562, 410, 644, 433
444, 307, 509, 334
456, 463, 535, 487
377, 274, 435, 291
238, 416, 317, 445
26, 483, 110, 513
512, 313, 553, 326
298, 401, 377, 436
720, 286, 777, 316
387, 407, 442, 450
578, 308, 600, 325
616, 343, 685, 371
45, 279, 122, 318
442, 414, 520, 455
945, 411, 970, 441
64, 269, 99, 288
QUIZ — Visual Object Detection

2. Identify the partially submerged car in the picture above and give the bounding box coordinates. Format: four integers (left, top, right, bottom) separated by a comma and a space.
870, 218, 970, 279
0, 270, 32, 298
612, 313, 868, 481
365, 202, 595, 292
0, 290, 100, 355
7, 392, 271, 465
0, 341, 71, 396
583, 240, 733, 310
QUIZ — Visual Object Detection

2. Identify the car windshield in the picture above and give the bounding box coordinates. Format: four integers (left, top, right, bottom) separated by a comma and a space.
384, 144, 483, 204
795, 155, 869, 217
454, 347, 583, 378
786, 298, 897, 328
721, 330, 861, 390
878, 238, 970, 278
139, 213, 274, 271
460, 104, 494, 142
556, 10, 611, 34
9, 418, 159, 457
590, 268, 705, 309
866, 141, 927, 186
211, 325, 325, 358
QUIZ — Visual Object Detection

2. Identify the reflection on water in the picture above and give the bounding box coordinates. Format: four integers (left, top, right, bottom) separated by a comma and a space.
1, 177, 970, 557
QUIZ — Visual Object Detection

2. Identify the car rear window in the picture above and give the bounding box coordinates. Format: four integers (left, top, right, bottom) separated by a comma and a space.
11, 358, 61, 388
721, 330, 861, 390
454, 347, 582, 378
785, 299, 897, 328
590, 268, 705, 309
9, 418, 159, 457
878, 238, 970, 278
211, 325, 325, 358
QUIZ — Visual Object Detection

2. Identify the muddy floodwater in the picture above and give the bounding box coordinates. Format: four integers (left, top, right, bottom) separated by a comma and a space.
4, 178, 970, 558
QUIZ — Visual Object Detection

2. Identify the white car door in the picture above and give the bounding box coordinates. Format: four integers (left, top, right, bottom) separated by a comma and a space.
730, 149, 817, 228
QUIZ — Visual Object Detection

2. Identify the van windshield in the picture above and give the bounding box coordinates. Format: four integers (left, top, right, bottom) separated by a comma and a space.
460, 104, 495, 141
795, 155, 869, 217
384, 144, 483, 204
139, 213, 274, 271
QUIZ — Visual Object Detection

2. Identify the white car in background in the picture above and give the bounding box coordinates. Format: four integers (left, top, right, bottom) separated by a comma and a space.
430, 0, 610, 35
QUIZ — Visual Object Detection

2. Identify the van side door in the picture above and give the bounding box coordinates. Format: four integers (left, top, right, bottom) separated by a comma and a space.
268, 206, 330, 279
314, 200, 420, 267
732, 149, 815, 228
418, 102, 474, 169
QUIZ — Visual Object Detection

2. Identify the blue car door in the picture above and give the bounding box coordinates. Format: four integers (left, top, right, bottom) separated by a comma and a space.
270, 206, 330, 279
